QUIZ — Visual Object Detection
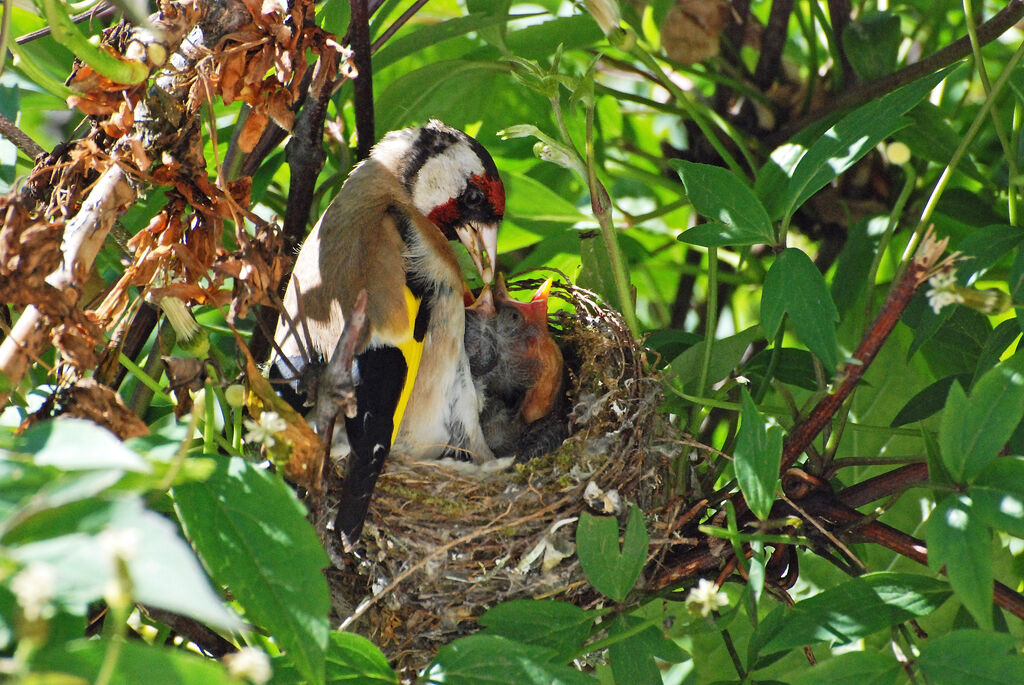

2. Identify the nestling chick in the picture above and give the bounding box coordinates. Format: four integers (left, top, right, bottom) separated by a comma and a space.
464, 276, 568, 461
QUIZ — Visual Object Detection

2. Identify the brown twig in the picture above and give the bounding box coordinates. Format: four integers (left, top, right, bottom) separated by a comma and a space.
837, 462, 929, 508
349, 0, 374, 160
0, 112, 45, 159
781, 258, 929, 472
14, 1, 116, 44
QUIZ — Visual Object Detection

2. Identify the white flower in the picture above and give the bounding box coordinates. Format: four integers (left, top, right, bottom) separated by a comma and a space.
11, 562, 57, 621
225, 647, 272, 684
685, 578, 729, 617
244, 411, 287, 448
99, 527, 140, 563
925, 270, 964, 314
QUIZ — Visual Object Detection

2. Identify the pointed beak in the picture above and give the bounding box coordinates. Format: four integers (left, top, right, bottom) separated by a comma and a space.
467, 283, 495, 315
455, 222, 498, 285
531, 278, 553, 306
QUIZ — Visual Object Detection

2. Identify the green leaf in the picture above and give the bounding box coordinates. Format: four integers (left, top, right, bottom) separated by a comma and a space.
918, 630, 1024, 685
743, 348, 819, 391
890, 374, 972, 427
10, 498, 244, 631
575, 505, 648, 602
325, 632, 399, 684
791, 651, 903, 685
677, 222, 773, 248
972, 458, 1024, 537
39, 0, 149, 85
926, 494, 993, 630
480, 600, 594, 658
374, 13, 514, 71
734, 389, 783, 520
955, 225, 1024, 285
16, 417, 150, 473
668, 325, 762, 393
781, 67, 951, 220
761, 248, 840, 372
672, 161, 774, 247
606, 616, 661, 685
173, 457, 330, 685
843, 12, 902, 81
938, 351, 1024, 483
971, 318, 1022, 387
32, 638, 234, 685
749, 573, 951, 657
424, 635, 595, 684
505, 172, 586, 223
578, 230, 622, 314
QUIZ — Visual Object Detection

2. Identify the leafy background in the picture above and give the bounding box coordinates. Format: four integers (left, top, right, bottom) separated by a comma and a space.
2, 0, 1024, 683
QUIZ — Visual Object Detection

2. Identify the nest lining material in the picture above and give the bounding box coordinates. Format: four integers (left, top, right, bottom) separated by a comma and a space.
312, 278, 678, 672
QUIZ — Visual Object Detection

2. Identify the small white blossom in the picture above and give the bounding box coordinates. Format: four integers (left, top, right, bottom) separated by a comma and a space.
685, 578, 729, 617
925, 271, 964, 315
244, 411, 288, 448
99, 527, 140, 563
11, 562, 57, 621
225, 647, 272, 684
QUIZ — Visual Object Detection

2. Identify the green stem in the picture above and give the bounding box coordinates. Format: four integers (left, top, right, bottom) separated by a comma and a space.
963, 0, 1020, 224
901, 38, 1024, 265
119, 352, 173, 405
585, 103, 640, 336
689, 248, 718, 432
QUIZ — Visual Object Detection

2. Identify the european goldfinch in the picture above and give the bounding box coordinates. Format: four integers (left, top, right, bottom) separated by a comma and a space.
273, 121, 504, 545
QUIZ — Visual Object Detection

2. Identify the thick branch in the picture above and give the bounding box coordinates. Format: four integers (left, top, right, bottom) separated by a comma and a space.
349, 0, 374, 160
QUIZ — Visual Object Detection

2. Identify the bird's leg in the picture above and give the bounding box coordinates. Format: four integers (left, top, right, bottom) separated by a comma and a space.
313, 289, 368, 432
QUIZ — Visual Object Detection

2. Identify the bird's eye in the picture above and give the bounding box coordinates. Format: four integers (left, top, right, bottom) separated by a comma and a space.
463, 185, 485, 208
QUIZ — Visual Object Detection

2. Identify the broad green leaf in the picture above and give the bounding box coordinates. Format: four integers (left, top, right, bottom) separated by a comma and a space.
938, 351, 1024, 483
743, 348, 819, 391
926, 494, 993, 630
971, 318, 1022, 387
607, 615, 663, 685
749, 573, 951, 657
895, 104, 987, 185
890, 374, 972, 427
672, 161, 773, 246
791, 650, 903, 685
32, 638, 233, 685
576, 505, 648, 602
505, 172, 586, 223
375, 60, 510, 132
424, 635, 595, 685
734, 389, 782, 520
668, 325, 761, 393
325, 632, 398, 684
677, 222, 773, 247
843, 12, 902, 81
782, 67, 951, 219
11, 498, 244, 631
16, 417, 150, 473
761, 248, 840, 373
1011, 245, 1024, 332
918, 630, 1024, 685
578, 231, 623, 314
480, 600, 594, 658
955, 225, 1024, 285
972, 458, 1024, 537
173, 457, 329, 685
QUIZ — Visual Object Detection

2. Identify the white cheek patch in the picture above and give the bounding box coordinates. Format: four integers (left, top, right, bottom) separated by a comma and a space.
410, 143, 485, 216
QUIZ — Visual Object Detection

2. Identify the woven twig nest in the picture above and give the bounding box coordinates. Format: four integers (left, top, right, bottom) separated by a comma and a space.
311, 277, 681, 673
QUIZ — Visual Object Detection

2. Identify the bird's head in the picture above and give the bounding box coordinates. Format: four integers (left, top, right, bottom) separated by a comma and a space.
372, 120, 504, 284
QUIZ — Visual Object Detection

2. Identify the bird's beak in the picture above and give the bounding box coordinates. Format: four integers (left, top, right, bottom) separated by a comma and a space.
467, 283, 495, 315
530, 278, 553, 306
455, 222, 498, 285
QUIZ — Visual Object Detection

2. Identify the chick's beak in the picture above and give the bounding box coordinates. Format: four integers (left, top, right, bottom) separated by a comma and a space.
455, 222, 498, 285
467, 283, 495, 315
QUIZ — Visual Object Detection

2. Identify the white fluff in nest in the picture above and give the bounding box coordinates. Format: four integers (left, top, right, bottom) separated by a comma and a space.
583, 481, 622, 515
517, 517, 578, 573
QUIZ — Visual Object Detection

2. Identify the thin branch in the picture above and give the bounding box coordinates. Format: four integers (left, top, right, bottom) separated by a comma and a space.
0, 112, 45, 159
349, 0, 374, 160
768, 0, 1024, 145
371, 0, 430, 53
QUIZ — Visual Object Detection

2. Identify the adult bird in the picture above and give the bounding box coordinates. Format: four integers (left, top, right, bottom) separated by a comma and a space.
273, 121, 504, 547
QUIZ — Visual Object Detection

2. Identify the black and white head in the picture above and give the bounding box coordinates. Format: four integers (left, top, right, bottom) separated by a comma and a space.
371, 120, 504, 284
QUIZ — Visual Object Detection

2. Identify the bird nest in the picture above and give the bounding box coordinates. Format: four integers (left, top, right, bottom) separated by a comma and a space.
310, 277, 680, 674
